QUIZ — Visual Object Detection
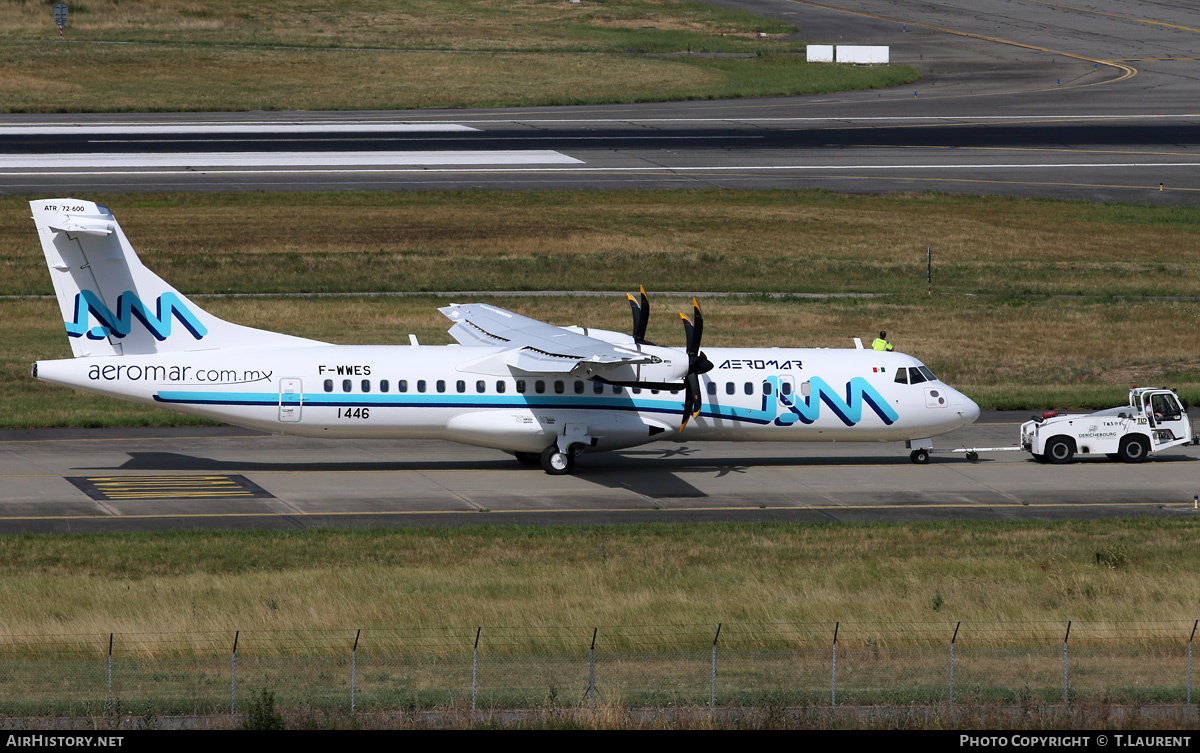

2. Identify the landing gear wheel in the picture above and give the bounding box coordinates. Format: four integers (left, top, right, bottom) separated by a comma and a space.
540, 445, 574, 475
966, 451, 979, 462
910, 449, 930, 465
513, 451, 541, 467
1045, 436, 1074, 465
1117, 435, 1149, 464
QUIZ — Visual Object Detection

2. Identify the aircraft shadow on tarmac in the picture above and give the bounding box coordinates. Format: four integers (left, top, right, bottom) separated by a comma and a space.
76, 449, 944, 501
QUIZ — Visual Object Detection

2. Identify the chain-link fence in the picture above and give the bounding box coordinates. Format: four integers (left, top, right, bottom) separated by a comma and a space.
1, 621, 1197, 717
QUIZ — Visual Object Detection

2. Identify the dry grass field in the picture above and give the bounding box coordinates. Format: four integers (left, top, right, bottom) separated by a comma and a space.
0, 0, 916, 111
0, 521, 1197, 654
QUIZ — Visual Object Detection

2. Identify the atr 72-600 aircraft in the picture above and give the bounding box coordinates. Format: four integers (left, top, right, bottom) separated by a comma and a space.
31, 199, 980, 474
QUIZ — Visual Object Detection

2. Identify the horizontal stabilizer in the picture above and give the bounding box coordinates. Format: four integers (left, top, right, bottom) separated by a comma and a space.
48, 218, 114, 236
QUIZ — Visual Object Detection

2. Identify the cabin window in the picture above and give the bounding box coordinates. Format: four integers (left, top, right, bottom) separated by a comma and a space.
324, 379, 333, 393
454, 380, 464, 393
554, 380, 565, 394
908, 368, 927, 385
496, 381, 506, 393
613, 386, 623, 395
781, 381, 793, 396
379, 380, 389, 393
744, 382, 753, 395
725, 382, 735, 395
399, 379, 408, 393
651, 389, 659, 395
516, 380, 526, 393
762, 381, 773, 396
417, 380, 426, 393
574, 381, 585, 395
593, 382, 604, 395
342, 379, 352, 393
706, 382, 717, 396
535, 380, 546, 394
476, 380, 486, 394
436, 380, 446, 393
632, 387, 642, 394
361, 379, 371, 393
800, 381, 812, 397
894, 369, 908, 384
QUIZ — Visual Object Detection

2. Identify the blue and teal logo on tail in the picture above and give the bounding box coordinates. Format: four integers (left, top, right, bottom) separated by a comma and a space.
65, 291, 207, 341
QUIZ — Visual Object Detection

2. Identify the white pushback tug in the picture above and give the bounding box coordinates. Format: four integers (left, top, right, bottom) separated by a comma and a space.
30, 198, 981, 474
1020, 387, 1194, 464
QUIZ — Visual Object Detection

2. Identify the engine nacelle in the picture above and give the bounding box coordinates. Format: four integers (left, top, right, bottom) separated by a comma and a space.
572, 344, 688, 385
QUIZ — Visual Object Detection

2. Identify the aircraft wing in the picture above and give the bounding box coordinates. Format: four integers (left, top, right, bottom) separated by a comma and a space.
439, 303, 657, 374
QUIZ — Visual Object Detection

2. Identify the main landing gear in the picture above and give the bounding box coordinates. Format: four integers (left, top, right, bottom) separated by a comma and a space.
516, 443, 587, 475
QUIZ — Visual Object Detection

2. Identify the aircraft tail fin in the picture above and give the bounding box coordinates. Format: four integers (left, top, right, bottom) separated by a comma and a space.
31, 199, 320, 357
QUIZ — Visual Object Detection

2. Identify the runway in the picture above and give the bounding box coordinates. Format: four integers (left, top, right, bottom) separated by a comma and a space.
2, 0, 1200, 202
1, 414, 1197, 534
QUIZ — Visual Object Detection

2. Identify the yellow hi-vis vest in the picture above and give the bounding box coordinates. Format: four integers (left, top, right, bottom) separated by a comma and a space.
872, 338, 892, 351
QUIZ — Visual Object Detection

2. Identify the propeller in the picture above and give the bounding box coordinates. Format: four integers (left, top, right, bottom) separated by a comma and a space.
678, 298, 714, 432
626, 285, 651, 345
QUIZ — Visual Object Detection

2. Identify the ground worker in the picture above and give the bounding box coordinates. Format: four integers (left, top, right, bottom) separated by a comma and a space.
872, 331, 893, 351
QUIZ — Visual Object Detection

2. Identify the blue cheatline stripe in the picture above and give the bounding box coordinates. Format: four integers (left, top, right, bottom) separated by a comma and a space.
153, 379, 902, 428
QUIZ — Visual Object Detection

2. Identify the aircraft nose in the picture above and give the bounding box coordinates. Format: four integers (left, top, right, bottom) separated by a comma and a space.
957, 392, 981, 425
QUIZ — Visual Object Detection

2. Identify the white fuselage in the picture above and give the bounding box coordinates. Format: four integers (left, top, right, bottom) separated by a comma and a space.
35, 344, 980, 454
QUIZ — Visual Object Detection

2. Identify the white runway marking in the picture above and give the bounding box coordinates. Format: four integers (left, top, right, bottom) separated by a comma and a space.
0, 150, 583, 169
0, 123, 479, 135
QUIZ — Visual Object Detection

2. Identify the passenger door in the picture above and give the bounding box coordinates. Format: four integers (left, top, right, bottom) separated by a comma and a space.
278, 378, 303, 423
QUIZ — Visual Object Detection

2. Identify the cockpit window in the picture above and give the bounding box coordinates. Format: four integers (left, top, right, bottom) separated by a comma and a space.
918, 366, 937, 382
908, 367, 927, 385
894, 369, 908, 384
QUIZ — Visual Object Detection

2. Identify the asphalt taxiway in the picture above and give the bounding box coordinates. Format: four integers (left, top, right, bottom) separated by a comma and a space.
1, 413, 1196, 533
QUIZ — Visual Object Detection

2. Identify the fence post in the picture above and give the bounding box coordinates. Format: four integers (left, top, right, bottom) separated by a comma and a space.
710, 623, 721, 709
1063, 621, 1071, 705
1189, 621, 1197, 706
351, 629, 360, 713
231, 630, 239, 720
107, 633, 113, 714
587, 628, 598, 710
472, 627, 481, 713
831, 622, 839, 709
950, 622, 960, 705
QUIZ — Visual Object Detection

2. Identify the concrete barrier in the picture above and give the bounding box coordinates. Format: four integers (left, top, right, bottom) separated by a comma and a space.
836, 45, 889, 64
806, 45, 834, 63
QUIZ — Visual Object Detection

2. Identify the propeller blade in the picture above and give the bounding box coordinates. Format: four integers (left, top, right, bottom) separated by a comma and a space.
627, 285, 650, 344
690, 298, 703, 354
